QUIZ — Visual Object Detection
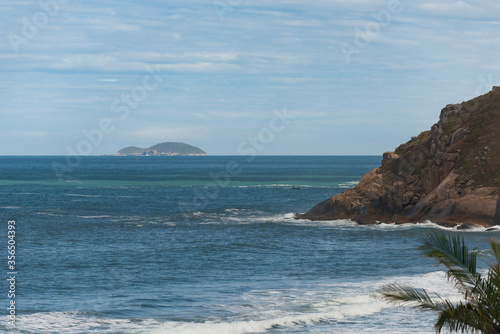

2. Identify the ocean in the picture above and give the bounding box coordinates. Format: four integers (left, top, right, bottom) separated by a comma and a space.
1, 156, 498, 334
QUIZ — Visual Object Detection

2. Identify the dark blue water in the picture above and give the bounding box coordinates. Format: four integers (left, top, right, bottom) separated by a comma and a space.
0, 156, 498, 333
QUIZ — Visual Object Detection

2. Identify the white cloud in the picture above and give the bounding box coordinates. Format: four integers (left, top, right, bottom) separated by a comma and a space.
158, 62, 241, 73
413, 0, 491, 16
418, 0, 477, 11
281, 19, 322, 27
126, 52, 240, 62
2, 0, 500, 155
7, 53, 243, 74
289, 111, 328, 119
1, 131, 48, 138
271, 77, 314, 84
132, 126, 207, 141
193, 111, 253, 119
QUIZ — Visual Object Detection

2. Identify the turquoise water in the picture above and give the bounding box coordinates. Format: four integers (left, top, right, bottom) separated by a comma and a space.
0, 156, 498, 333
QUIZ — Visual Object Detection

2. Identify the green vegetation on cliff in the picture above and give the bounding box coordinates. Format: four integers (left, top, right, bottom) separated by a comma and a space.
395, 87, 500, 187
118, 146, 146, 155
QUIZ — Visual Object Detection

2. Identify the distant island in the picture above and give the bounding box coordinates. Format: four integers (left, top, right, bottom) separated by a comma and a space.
114, 142, 207, 156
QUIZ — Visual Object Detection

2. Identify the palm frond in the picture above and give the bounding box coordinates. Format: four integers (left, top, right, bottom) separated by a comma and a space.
478, 267, 500, 329
381, 283, 446, 312
381, 233, 500, 333
489, 238, 500, 267
483, 239, 500, 313
435, 301, 497, 334
418, 233, 485, 301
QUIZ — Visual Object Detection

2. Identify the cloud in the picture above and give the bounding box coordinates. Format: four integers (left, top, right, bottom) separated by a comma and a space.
126, 51, 240, 62
2, 0, 500, 155
193, 111, 253, 119
291, 111, 328, 118
132, 126, 207, 141
157, 62, 241, 73
1, 131, 48, 138
271, 77, 315, 84
417, 0, 480, 13
4, 53, 243, 74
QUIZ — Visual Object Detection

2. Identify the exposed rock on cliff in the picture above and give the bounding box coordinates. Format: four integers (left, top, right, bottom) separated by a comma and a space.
297, 87, 500, 227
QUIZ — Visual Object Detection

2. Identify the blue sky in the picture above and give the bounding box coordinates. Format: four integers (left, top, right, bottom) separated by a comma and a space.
1, 0, 499, 155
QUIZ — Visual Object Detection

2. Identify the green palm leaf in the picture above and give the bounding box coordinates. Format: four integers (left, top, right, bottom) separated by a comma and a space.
435, 302, 486, 334
418, 233, 484, 302
381, 283, 446, 311
381, 232, 500, 333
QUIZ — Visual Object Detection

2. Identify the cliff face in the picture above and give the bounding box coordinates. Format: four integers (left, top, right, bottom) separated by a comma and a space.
297, 87, 500, 227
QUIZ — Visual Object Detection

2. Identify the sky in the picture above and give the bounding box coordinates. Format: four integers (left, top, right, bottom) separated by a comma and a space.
1, 0, 499, 156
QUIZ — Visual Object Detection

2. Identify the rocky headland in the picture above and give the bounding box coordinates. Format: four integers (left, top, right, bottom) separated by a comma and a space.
297, 88, 500, 227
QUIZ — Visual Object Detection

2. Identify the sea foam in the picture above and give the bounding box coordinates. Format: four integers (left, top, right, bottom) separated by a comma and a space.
10, 271, 452, 334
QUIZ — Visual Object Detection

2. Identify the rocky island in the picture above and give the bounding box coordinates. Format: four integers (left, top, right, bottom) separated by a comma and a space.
114, 142, 206, 156
297, 87, 500, 227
